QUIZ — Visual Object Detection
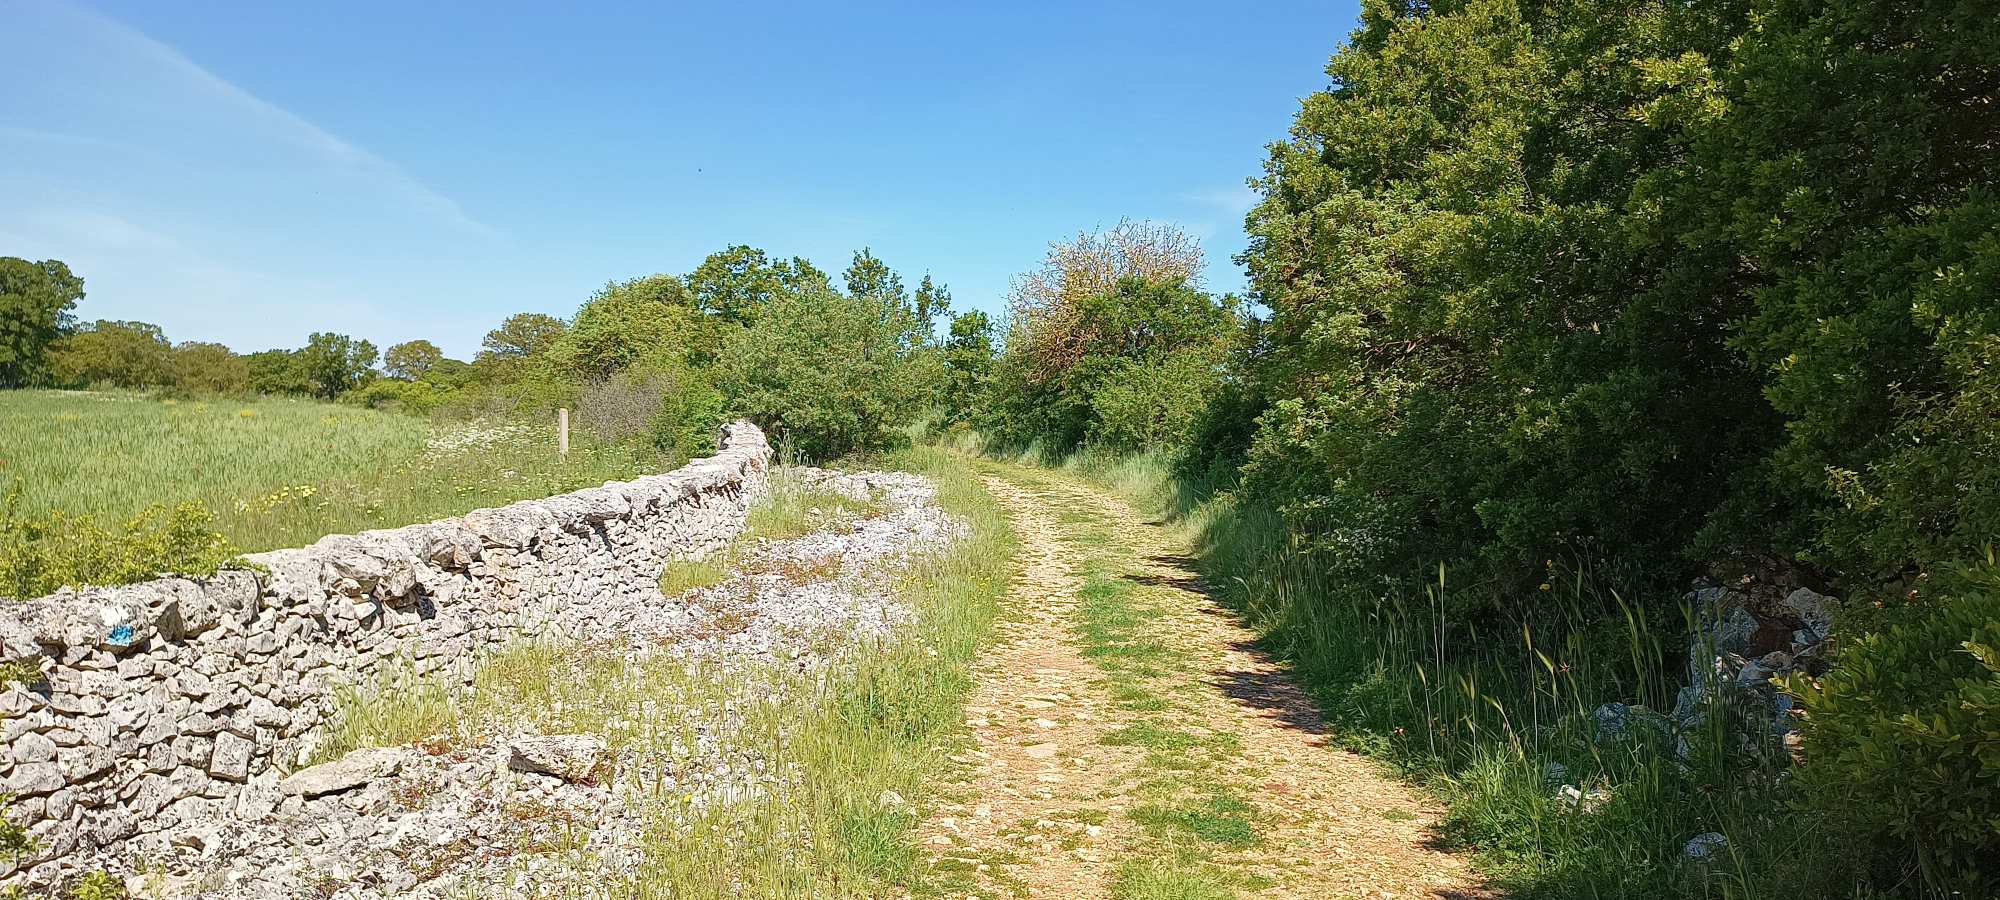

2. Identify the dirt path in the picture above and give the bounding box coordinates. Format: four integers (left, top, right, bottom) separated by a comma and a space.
919, 463, 1490, 900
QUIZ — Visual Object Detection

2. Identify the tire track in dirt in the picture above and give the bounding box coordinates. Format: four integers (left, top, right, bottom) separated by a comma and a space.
916, 475, 1143, 899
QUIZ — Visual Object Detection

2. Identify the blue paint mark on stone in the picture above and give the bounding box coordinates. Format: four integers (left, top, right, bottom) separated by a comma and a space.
108, 624, 135, 646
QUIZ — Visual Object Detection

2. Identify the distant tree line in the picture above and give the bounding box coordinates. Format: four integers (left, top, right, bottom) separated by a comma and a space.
0, 245, 995, 462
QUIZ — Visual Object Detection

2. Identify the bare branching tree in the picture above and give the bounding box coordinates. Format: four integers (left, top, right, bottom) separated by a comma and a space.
1005, 220, 1205, 379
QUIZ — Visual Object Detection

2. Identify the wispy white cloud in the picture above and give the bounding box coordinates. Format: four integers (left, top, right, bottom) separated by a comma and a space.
1183, 183, 1261, 218
31, 0, 496, 238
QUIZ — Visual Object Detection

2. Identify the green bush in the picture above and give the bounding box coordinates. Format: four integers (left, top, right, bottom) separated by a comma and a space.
1087, 348, 1222, 455
0, 485, 239, 599
649, 376, 729, 460
987, 271, 1240, 455
718, 286, 924, 460
340, 378, 442, 415
1787, 559, 2000, 894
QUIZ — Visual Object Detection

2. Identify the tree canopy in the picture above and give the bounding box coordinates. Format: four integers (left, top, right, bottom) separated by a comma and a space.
0, 257, 84, 387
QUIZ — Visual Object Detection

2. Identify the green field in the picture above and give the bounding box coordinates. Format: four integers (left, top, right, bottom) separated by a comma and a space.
1, 389, 686, 555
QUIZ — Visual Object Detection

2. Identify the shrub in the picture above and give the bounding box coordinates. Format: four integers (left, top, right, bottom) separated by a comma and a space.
1786, 558, 2000, 894
987, 262, 1240, 455
169, 341, 250, 396
575, 371, 674, 443
0, 485, 238, 599
48, 320, 173, 389
649, 376, 729, 460
718, 286, 923, 460
340, 378, 441, 415
1087, 348, 1222, 455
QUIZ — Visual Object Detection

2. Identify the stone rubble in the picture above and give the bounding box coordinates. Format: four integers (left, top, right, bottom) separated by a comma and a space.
1580, 581, 1839, 848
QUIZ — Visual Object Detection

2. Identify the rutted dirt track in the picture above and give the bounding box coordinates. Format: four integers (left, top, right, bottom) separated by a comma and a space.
920, 464, 1491, 899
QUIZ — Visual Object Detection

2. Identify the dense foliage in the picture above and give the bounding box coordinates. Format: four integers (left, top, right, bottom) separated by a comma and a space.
0, 257, 83, 387
968, 0, 1998, 894
0, 485, 238, 600
983, 222, 1240, 455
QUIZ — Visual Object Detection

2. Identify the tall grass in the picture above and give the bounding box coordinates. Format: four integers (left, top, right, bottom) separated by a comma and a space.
1002, 442, 1843, 899
0, 389, 683, 554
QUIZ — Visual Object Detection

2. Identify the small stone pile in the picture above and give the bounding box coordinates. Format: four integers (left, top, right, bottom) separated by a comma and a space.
1593, 582, 1836, 754
1581, 581, 1837, 865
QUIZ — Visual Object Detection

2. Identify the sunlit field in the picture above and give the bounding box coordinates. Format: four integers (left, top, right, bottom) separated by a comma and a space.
0, 389, 686, 553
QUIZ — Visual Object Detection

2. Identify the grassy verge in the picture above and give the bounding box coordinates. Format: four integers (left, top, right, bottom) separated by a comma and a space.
318, 446, 1014, 896
995, 445, 1826, 900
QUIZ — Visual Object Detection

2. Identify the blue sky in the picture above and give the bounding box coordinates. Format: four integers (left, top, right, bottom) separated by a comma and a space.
1, 0, 1356, 358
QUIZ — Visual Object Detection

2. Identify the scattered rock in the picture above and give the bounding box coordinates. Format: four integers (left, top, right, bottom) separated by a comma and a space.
1555, 784, 1611, 813
279, 747, 405, 798
507, 735, 605, 783
1684, 831, 1729, 862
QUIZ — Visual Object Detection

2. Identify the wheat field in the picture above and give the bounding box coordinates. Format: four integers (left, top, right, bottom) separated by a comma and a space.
0, 390, 684, 552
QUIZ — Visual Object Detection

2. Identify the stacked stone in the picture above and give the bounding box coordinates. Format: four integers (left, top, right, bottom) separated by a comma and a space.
1591, 582, 1838, 753
0, 422, 770, 890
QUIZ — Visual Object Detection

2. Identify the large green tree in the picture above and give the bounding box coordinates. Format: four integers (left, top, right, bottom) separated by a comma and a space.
0, 257, 84, 387
1238, 0, 1768, 596
718, 284, 924, 459
939, 310, 995, 425
479, 313, 567, 361
171, 342, 250, 395
550, 275, 708, 381
685, 245, 829, 327
383, 339, 444, 380
296, 332, 378, 399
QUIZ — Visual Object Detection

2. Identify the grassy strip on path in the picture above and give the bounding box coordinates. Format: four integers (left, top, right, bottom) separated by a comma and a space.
924, 458, 1480, 899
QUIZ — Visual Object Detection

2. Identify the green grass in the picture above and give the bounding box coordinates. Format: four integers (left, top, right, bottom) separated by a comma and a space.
742, 468, 887, 542
0, 388, 685, 557
1131, 794, 1261, 849
657, 555, 732, 595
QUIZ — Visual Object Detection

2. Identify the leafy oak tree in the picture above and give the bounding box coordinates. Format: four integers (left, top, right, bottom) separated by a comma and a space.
296, 332, 378, 399
383, 339, 444, 380
0, 257, 83, 387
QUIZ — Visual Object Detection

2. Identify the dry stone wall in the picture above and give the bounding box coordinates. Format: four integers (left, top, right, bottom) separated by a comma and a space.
0, 422, 771, 888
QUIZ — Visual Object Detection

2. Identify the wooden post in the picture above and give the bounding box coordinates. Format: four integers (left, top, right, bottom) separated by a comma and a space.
558, 407, 570, 456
